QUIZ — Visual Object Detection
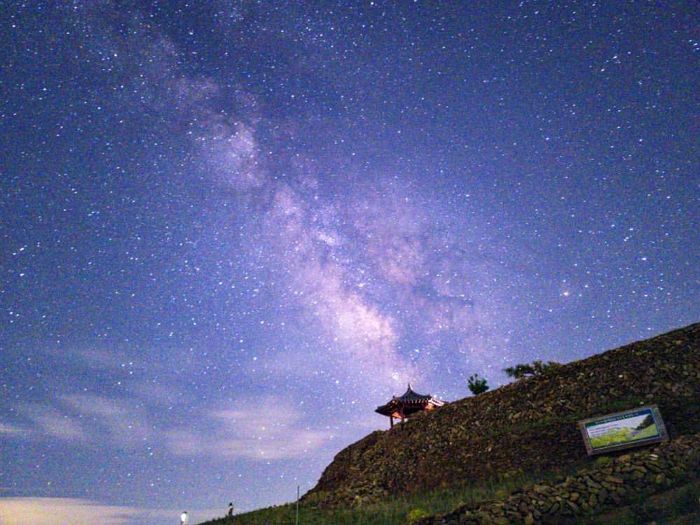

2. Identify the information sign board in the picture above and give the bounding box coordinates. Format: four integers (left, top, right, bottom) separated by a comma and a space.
578, 405, 668, 455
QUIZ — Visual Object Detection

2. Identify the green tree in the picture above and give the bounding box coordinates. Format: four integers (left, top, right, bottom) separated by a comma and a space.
467, 373, 489, 395
503, 363, 535, 379
504, 360, 561, 379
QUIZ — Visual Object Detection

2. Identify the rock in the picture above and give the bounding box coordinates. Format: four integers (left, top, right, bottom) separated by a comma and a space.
566, 500, 579, 513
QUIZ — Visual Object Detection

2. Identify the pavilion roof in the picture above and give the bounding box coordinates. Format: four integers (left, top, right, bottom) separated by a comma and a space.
375, 384, 445, 416
395, 384, 433, 403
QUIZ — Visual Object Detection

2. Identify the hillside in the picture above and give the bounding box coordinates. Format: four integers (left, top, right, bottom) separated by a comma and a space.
303, 322, 700, 507
198, 323, 700, 524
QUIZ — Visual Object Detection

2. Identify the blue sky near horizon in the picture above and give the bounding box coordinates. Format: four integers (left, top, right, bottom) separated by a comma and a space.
1, 1, 698, 524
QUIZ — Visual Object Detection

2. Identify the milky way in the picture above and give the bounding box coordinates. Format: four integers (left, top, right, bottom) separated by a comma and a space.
1, 2, 698, 524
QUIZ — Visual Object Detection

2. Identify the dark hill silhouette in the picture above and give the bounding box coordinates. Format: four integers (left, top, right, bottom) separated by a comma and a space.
303, 322, 700, 507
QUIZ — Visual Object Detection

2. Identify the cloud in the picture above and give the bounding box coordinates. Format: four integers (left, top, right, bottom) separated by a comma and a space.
0, 498, 141, 525
20, 405, 85, 442
211, 400, 329, 460
60, 394, 151, 448
0, 498, 220, 525
163, 428, 206, 457
165, 396, 332, 461
125, 381, 180, 407
14, 394, 151, 449
63, 348, 138, 372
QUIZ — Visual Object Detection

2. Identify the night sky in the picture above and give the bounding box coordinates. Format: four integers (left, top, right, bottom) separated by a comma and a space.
1, 1, 698, 524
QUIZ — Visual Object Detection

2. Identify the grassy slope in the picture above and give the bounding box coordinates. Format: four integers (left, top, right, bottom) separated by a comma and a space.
199, 469, 558, 524
200, 446, 700, 525
201, 473, 700, 525
198, 323, 700, 524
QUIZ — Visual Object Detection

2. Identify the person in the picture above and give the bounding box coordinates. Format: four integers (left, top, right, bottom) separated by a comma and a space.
227, 502, 234, 517
180, 511, 188, 525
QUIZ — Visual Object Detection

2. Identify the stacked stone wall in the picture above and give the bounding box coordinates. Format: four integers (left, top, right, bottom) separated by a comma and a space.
415, 432, 700, 525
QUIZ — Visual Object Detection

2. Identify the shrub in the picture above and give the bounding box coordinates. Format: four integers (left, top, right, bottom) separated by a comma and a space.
594, 456, 612, 467
504, 360, 561, 379
467, 374, 489, 395
406, 508, 430, 523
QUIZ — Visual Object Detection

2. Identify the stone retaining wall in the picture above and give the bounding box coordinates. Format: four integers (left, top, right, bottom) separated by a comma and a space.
415, 432, 700, 525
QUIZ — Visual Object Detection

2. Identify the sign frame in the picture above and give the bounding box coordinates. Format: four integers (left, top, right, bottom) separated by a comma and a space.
578, 404, 668, 456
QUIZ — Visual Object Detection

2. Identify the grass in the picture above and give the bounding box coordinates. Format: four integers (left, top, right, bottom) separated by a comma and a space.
203, 474, 700, 525
200, 453, 700, 525
198, 470, 546, 525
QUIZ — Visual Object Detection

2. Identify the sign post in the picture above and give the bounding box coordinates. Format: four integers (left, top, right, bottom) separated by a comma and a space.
578, 404, 668, 456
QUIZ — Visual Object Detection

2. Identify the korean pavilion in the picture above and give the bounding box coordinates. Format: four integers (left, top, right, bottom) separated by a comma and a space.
375, 384, 445, 428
